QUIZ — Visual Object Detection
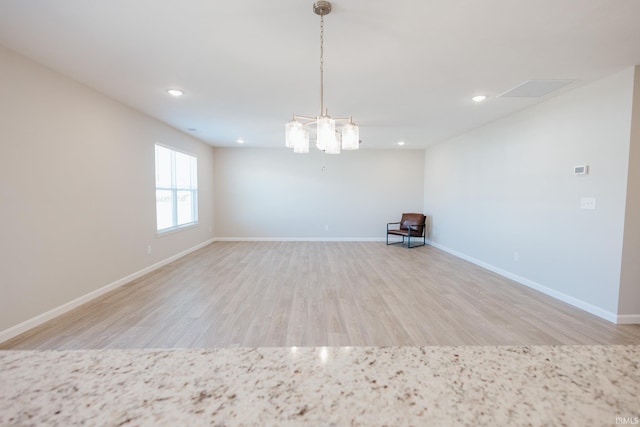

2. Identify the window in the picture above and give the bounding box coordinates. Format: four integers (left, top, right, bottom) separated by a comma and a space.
155, 144, 198, 232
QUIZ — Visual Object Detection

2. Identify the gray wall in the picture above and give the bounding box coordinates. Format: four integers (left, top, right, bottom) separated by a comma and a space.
0, 45, 215, 333
423, 67, 638, 320
213, 147, 425, 239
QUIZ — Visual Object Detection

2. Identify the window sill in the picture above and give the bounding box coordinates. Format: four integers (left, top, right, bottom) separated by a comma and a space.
156, 222, 199, 237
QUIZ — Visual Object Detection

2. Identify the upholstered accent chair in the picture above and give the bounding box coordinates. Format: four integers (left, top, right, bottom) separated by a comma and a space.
386, 213, 426, 248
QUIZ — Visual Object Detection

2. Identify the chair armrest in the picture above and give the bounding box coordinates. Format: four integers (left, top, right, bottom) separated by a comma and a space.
387, 222, 402, 232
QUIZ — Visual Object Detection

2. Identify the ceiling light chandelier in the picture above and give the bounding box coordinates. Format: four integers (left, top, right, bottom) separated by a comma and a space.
285, 1, 359, 154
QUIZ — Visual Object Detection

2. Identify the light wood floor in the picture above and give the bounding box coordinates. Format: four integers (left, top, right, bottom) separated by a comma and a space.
3, 241, 640, 350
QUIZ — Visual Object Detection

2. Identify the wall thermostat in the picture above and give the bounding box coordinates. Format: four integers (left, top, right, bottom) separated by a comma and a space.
574, 165, 589, 175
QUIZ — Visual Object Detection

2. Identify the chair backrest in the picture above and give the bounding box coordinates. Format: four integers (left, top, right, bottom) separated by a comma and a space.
400, 213, 426, 232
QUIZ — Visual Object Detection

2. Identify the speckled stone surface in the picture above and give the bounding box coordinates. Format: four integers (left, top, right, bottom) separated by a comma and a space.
1, 345, 638, 426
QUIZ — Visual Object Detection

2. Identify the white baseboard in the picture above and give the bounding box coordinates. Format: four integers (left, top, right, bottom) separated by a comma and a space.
213, 237, 387, 242
0, 238, 215, 344
427, 241, 632, 324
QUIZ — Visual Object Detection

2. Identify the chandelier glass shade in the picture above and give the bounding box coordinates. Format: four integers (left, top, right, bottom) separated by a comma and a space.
285, 1, 359, 154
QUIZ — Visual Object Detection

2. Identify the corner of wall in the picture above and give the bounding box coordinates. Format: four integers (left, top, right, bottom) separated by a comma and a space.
617, 64, 640, 320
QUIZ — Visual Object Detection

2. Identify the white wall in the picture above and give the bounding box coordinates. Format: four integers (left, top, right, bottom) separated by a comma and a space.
423, 68, 637, 319
619, 66, 640, 317
0, 45, 215, 334
213, 147, 424, 239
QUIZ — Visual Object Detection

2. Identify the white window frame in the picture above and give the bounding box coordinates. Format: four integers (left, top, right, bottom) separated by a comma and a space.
155, 144, 198, 233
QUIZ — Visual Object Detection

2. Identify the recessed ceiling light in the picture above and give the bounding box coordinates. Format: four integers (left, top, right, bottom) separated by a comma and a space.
236, 138, 245, 144
187, 128, 197, 132
167, 89, 183, 97
397, 141, 405, 146
472, 95, 487, 102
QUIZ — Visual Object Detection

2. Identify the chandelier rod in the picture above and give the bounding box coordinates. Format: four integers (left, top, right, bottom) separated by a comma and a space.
319, 13, 325, 117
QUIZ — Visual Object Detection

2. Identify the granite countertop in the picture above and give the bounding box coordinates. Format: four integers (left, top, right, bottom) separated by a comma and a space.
1, 345, 638, 426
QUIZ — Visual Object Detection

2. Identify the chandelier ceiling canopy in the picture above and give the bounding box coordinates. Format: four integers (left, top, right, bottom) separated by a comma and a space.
285, 1, 359, 154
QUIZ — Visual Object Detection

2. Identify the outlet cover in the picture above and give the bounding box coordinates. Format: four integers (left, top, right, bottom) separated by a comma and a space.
580, 197, 596, 210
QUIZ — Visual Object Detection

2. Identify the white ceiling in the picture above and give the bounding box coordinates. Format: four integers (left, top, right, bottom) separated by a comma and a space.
1, 0, 640, 149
